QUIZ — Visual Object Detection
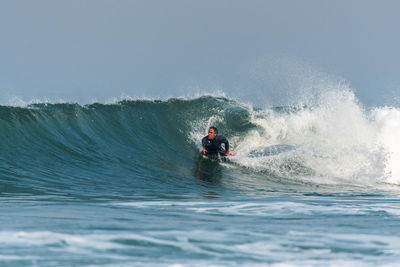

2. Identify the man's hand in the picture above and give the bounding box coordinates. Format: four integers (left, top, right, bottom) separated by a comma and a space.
226, 150, 236, 156
201, 149, 207, 155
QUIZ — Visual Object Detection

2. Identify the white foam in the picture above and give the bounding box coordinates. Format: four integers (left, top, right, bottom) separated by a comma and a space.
0, 229, 222, 260
113, 200, 400, 217
0, 231, 125, 251
371, 107, 400, 184
1, 223, 398, 266
208, 88, 400, 186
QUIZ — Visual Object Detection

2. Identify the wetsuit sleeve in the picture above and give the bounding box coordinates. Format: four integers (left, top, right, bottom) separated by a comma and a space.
221, 136, 229, 154
201, 136, 207, 148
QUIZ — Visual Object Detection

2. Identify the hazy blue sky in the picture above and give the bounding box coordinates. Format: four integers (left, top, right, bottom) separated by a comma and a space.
1, 0, 399, 106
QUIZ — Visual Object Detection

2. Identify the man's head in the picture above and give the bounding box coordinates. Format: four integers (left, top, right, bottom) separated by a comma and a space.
208, 126, 218, 139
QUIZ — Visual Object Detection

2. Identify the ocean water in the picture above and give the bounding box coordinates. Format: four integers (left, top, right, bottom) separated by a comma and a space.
1, 90, 400, 266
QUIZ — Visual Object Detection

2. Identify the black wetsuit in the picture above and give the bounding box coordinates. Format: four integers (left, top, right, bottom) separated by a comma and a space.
202, 135, 229, 156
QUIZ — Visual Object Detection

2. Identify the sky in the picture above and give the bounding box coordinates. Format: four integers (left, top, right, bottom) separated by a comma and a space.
1, 0, 400, 107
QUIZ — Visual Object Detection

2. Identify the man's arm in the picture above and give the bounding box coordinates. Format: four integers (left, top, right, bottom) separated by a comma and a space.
201, 136, 207, 155
220, 136, 236, 156
220, 136, 230, 155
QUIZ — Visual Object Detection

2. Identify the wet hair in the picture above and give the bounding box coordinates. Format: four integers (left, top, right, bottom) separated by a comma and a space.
209, 126, 218, 134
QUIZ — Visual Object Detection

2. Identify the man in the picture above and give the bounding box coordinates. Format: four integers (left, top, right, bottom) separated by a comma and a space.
201, 126, 233, 156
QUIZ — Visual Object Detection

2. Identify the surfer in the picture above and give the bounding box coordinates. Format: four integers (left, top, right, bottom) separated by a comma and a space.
201, 126, 234, 156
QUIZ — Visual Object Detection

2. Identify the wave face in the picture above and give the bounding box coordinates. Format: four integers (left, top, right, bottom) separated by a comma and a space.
1, 92, 400, 200
0, 96, 255, 199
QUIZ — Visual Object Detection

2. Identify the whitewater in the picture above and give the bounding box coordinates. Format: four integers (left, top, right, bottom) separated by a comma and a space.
1, 87, 400, 266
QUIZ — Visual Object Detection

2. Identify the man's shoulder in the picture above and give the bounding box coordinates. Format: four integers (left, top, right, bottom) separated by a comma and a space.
216, 135, 227, 141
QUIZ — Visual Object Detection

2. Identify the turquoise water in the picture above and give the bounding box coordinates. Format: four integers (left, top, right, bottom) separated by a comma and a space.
1, 95, 400, 266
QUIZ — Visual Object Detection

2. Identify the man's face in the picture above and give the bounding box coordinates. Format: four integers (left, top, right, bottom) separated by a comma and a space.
208, 128, 217, 139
